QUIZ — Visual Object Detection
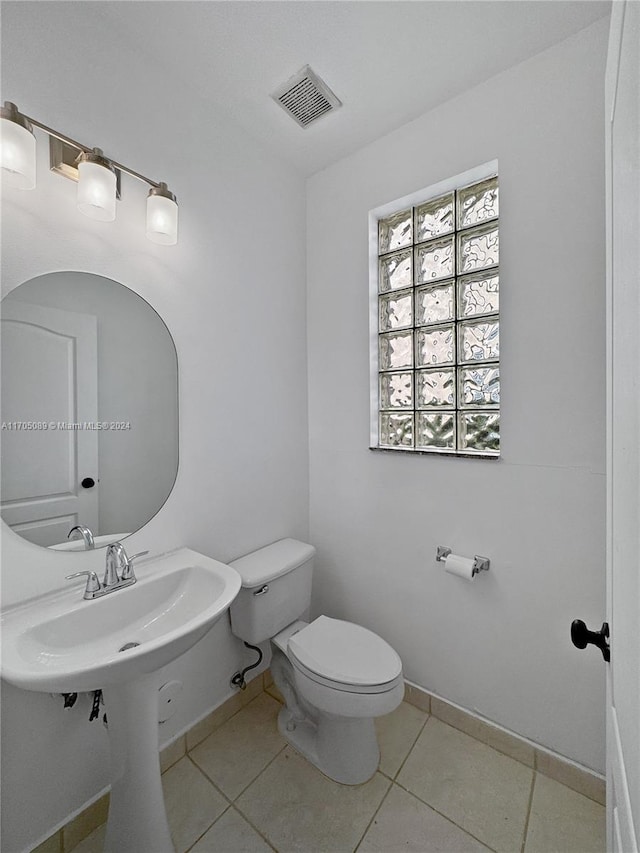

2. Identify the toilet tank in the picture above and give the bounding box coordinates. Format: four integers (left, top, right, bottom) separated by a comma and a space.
229, 538, 316, 644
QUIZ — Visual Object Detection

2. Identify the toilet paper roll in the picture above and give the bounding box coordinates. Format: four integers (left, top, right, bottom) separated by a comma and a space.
444, 553, 476, 581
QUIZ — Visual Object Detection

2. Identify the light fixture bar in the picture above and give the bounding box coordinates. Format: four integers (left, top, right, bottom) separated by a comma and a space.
21, 110, 164, 190
107, 157, 162, 190
25, 116, 86, 157
4, 102, 179, 245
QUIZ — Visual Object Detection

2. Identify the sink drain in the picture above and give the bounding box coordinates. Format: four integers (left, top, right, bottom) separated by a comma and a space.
118, 641, 141, 652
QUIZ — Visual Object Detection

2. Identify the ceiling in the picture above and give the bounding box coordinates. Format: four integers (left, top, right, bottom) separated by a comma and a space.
28, 1, 615, 176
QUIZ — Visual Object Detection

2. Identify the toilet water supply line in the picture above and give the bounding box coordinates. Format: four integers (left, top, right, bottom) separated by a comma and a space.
230, 642, 263, 690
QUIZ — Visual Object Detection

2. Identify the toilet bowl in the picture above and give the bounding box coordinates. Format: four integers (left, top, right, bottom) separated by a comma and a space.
229, 539, 404, 784
270, 616, 404, 784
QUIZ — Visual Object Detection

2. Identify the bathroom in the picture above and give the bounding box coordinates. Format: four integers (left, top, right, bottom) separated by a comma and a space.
1, 1, 638, 852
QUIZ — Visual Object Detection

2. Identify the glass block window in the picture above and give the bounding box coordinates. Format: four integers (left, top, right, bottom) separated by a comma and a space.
375, 173, 499, 456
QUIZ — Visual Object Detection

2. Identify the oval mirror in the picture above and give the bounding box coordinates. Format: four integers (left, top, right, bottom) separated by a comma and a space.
1, 272, 178, 550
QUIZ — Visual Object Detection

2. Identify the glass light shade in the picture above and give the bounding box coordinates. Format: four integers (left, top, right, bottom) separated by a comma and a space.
77, 159, 117, 221
146, 192, 178, 245
1, 117, 36, 189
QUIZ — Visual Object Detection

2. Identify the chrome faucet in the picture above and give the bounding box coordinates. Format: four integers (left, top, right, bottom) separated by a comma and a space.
105, 541, 128, 587
66, 542, 149, 600
67, 525, 95, 550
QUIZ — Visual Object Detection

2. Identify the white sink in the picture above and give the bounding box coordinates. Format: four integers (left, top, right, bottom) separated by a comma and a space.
1, 547, 241, 694
0, 546, 242, 853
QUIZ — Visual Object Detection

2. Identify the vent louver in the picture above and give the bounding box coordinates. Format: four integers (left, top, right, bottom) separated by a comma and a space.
272, 65, 342, 128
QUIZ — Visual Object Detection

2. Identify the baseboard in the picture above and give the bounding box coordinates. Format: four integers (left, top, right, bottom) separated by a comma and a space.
403, 678, 606, 806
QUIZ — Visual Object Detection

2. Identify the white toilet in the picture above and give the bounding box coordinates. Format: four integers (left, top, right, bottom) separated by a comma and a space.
229, 538, 404, 785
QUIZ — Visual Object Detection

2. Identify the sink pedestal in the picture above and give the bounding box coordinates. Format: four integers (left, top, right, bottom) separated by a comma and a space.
103, 675, 174, 853
0, 549, 242, 853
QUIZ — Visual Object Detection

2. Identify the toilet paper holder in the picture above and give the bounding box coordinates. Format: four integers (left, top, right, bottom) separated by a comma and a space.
436, 546, 490, 576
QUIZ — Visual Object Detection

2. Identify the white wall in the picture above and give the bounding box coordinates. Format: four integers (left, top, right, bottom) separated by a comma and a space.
0, 4, 308, 850
1, 5, 610, 849
307, 20, 608, 773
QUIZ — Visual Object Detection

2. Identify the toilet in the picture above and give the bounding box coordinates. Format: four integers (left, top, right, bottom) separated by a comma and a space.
229, 538, 404, 785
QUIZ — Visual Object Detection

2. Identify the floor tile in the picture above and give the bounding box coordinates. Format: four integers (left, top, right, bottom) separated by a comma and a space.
190, 806, 274, 852
358, 783, 491, 852
524, 773, 606, 853
375, 701, 428, 779
398, 717, 532, 853
163, 757, 227, 852
186, 677, 264, 751
190, 693, 286, 800
237, 746, 390, 852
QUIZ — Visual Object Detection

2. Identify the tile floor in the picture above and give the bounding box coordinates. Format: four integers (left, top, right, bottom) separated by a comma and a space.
70, 689, 605, 853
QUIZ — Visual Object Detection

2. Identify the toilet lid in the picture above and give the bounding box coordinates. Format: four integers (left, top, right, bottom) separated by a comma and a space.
288, 615, 402, 687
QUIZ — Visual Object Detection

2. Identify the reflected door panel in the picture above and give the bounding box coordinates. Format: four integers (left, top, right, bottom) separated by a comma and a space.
1, 271, 179, 551
1, 301, 98, 544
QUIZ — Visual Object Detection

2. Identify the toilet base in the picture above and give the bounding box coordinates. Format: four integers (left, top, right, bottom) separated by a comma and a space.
277, 705, 380, 785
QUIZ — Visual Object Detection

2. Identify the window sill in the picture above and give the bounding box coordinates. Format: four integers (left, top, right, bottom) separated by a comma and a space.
369, 446, 500, 460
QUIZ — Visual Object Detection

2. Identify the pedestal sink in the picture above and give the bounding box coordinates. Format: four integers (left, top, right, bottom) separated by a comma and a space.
1, 547, 241, 853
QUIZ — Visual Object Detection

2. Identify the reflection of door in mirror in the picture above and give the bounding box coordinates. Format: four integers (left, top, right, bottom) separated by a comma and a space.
1, 271, 179, 550
1, 301, 99, 545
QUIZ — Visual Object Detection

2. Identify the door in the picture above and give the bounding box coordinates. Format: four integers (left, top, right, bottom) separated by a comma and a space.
0, 300, 99, 546
605, 2, 639, 850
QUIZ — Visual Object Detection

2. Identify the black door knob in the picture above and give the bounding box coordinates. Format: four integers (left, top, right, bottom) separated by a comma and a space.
81, 477, 95, 489
571, 619, 610, 662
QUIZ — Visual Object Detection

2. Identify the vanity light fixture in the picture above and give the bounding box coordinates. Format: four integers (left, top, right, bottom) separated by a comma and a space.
0, 101, 178, 245
0, 102, 36, 189
76, 148, 117, 222
146, 182, 179, 245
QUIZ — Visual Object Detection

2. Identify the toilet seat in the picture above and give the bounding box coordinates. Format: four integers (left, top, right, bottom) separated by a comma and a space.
288, 615, 403, 694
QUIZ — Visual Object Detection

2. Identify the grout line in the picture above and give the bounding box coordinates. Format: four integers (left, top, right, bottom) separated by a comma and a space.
392, 778, 499, 853
520, 770, 537, 853
183, 803, 232, 853
390, 710, 430, 782
186, 684, 264, 751
225, 804, 279, 852
352, 776, 394, 852
188, 706, 288, 805
160, 741, 187, 775
186, 754, 234, 807
232, 742, 288, 802
185, 688, 285, 849
359, 712, 495, 852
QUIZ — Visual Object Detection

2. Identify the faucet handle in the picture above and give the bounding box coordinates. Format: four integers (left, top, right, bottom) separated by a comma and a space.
66, 571, 101, 599
121, 550, 149, 581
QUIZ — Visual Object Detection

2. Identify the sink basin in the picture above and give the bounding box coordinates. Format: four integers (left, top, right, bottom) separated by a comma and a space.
1, 546, 242, 852
1, 547, 242, 693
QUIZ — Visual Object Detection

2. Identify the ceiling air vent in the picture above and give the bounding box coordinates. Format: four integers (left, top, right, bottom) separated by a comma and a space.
272, 65, 342, 128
